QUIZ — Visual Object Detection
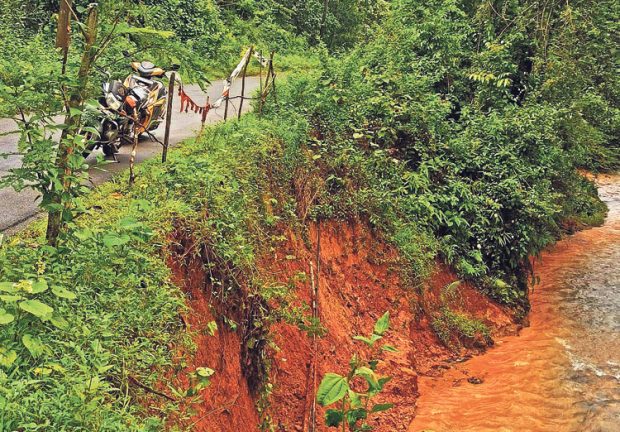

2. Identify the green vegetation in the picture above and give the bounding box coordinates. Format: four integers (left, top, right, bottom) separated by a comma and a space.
0, 0, 618, 429
317, 312, 394, 431
432, 308, 491, 351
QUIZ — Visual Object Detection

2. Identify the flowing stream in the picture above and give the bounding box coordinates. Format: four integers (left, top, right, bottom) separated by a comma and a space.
409, 175, 620, 432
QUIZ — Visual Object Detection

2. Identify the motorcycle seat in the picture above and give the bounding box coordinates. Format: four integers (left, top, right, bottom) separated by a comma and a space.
137, 61, 165, 78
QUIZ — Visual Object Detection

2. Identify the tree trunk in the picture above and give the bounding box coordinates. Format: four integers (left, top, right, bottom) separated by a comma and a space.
46, 4, 98, 246
320, 0, 329, 39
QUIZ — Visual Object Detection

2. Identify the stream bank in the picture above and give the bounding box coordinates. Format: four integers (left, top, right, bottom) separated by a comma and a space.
409, 174, 620, 432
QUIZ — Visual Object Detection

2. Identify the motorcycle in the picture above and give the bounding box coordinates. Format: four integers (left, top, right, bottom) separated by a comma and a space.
83, 59, 179, 158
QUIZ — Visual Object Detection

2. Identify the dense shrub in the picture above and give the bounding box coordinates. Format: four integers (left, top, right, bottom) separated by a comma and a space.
266, 0, 614, 303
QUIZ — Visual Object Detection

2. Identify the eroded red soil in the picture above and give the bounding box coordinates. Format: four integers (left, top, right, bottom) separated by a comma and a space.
166, 220, 519, 431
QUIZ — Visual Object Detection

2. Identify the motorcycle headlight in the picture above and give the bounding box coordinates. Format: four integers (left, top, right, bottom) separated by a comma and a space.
105, 92, 122, 110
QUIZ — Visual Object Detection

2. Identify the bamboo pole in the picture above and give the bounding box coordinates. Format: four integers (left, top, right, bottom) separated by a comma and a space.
129, 112, 139, 186
162, 71, 175, 163
238, 46, 253, 120
271, 52, 277, 105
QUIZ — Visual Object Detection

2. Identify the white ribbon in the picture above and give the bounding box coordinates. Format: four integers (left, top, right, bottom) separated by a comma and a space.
212, 48, 253, 109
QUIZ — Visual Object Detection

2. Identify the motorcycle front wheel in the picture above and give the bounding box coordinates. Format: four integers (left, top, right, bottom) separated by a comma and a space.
102, 143, 119, 157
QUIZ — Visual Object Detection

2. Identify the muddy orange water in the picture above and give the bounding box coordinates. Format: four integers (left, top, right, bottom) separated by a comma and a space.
409, 175, 620, 432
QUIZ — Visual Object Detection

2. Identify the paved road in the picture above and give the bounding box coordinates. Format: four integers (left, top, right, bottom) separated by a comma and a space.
0, 76, 261, 234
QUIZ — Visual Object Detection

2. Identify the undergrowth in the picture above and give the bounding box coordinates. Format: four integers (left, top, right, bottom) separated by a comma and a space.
432, 308, 491, 351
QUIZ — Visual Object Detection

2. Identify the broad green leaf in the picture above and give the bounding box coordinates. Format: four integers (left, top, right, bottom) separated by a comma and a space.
22, 334, 47, 358
31, 279, 48, 294
0, 308, 14, 325
69, 107, 83, 117
19, 299, 53, 318
371, 403, 393, 413
325, 409, 344, 427
52, 286, 77, 300
0, 282, 16, 293
317, 373, 349, 406
73, 228, 94, 241
102, 233, 131, 248
373, 311, 390, 336
0, 294, 23, 303
119, 217, 142, 229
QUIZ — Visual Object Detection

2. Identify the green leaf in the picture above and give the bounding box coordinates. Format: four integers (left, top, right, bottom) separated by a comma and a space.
73, 228, 94, 241
206, 320, 218, 336
0, 294, 23, 303
22, 334, 47, 358
31, 279, 48, 294
19, 299, 53, 318
196, 367, 215, 378
373, 376, 392, 395
355, 366, 379, 388
353, 335, 372, 345
317, 373, 349, 406
52, 286, 77, 300
119, 217, 142, 229
373, 311, 390, 336
353, 333, 382, 347
370, 403, 393, 413
69, 107, 83, 117
494, 279, 509, 289
50, 313, 69, 330
0, 282, 16, 293
348, 389, 363, 408
102, 234, 131, 247
0, 349, 17, 368
0, 308, 14, 325
346, 408, 368, 426
381, 344, 398, 352
325, 409, 344, 427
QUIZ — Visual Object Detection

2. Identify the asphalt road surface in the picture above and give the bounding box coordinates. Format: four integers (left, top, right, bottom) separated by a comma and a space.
0, 76, 261, 234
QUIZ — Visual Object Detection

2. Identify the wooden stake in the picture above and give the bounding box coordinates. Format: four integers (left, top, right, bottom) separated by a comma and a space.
238, 46, 253, 120
201, 97, 209, 128
129, 112, 139, 186
162, 71, 175, 163
258, 51, 263, 115
224, 92, 229, 121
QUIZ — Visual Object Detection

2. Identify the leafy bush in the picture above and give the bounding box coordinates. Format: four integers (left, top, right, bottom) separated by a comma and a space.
317, 312, 395, 431
266, 0, 614, 302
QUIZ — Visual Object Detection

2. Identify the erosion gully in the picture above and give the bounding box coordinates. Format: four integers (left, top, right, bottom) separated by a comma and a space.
409, 175, 620, 432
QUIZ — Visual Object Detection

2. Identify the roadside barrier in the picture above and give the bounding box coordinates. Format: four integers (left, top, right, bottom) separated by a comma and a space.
159, 47, 277, 167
